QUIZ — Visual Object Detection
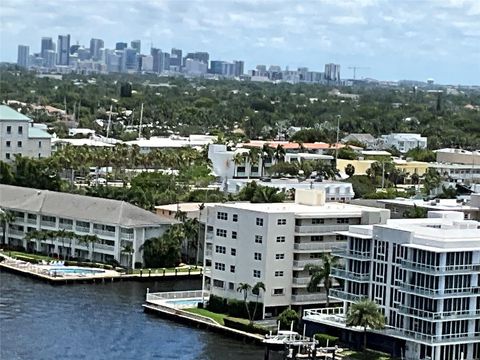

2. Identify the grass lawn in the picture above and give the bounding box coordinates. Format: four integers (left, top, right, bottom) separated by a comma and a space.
343, 349, 394, 360
184, 308, 227, 325
7, 251, 53, 261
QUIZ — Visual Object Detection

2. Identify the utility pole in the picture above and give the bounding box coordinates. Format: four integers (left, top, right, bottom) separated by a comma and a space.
138, 103, 144, 139
335, 115, 341, 165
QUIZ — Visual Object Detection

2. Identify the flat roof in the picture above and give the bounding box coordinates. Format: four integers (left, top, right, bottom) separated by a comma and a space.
155, 203, 219, 213
379, 198, 479, 211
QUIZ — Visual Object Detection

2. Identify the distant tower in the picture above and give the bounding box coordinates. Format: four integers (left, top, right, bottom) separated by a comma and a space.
40, 37, 53, 59
131, 40, 141, 54
116, 42, 128, 51
57, 34, 71, 65
17, 45, 29, 68
90, 38, 104, 61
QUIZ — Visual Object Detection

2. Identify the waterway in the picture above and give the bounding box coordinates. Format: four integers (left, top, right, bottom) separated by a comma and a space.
0, 272, 272, 360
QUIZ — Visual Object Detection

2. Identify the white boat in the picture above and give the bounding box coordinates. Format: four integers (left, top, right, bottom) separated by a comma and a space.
264, 330, 304, 349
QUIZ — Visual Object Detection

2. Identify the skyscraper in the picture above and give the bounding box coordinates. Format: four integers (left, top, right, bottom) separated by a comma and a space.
170, 48, 182, 68
151, 48, 161, 73
324, 63, 341, 82
17, 45, 29, 68
233, 60, 244, 76
131, 40, 141, 54
116, 42, 128, 51
40, 37, 53, 59
57, 34, 71, 65
90, 38, 104, 61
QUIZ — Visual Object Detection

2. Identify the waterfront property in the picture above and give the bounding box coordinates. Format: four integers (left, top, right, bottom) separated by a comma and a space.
203, 189, 390, 318
0, 184, 176, 267
303, 211, 480, 360
0, 105, 52, 163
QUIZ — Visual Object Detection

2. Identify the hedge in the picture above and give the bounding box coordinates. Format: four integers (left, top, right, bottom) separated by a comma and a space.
206, 295, 263, 320
223, 317, 270, 335
314, 333, 339, 347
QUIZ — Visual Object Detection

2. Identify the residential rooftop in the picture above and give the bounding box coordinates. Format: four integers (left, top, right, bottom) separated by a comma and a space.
0, 105, 31, 121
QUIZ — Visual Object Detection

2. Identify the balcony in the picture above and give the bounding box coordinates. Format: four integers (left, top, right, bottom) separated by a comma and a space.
15, 217, 25, 223
294, 242, 340, 252
401, 259, 480, 274
382, 328, 480, 344
26, 218, 37, 225
9, 229, 25, 237
292, 293, 328, 304
205, 249, 212, 257
292, 277, 311, 286
293, 259, 322, 269
75, 226, 90, 233
94, 243, 115, 252
397, 281, 480, 298
93, 229, 116, 238
206, 232, 213, 241
332, 247, 371, 260
329, 289, 368, 302
59, 223, 73, 230
396, 305, 480, 321
294, 225, 349, 234
331, 267, 370, 282
121, 232, 134, 240
40, 220, 56, 228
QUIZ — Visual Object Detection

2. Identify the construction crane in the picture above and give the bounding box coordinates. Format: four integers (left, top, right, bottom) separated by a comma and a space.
348, 66, 370, 80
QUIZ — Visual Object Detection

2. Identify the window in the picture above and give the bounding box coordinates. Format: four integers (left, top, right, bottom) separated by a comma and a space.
276, 236, 285, 243
251, 166, 259, 173
217, 212, 228, 220
275, 253, 285, 260
255, 235, 263, 244
277, 219, 286, 225
17, 141, 22, 148
18, 126, 23, 135
253, 270, 261, 278
6, 141, 10, 147
38, 141, 42, 148
231, 248, 236, 256
232, 214, 238, 222
216, 229, 227, 237
230, 265, 235, 273
336, 235, 345, 241
256, 218, 263, 226
237, 166, 245, 173
228, 282, 235, 290
213, 279, 224, 288
311, 235, 324, 242
214, 262, 225, 271
274, 271, 284, 277
310, 253, 322, 259
5, 153, 10, 160
273, 288, 284, 295
312, 218, 324, 224
38, 153, 41, 158
254, 252, 262, 261
215, 245, 226, 254
6, 126, 11, 134
232, 231, 237, 239
337, 218, 350, 224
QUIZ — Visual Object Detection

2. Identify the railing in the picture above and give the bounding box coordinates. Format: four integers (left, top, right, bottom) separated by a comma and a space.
206, 233, 213, 241
26, 218, 37, 225
291, 293, 328, 303
332, 247, 371, 260
294, 242, 340, 251
329, 289, 368, 302
94, 243, 115, 252
40, 220, 56, 228
397, 282, 480, 297
401, 259, 480, 274
75, 226, 90, 233
331, 267, 370, 282
293, 259, 322, 269
303, 307, 344, 318
382, 328, 480, 344
93, 229, 116, 238
205, 249, 212, 257
121, 232, 134, 240
15, 217, 25, 223
9, 229, 25, 237
396, 305, 480, 321
59, 224, 73, 230
292, 277, 311, 285
146, 290, 207, 302
294, 225, 349, 234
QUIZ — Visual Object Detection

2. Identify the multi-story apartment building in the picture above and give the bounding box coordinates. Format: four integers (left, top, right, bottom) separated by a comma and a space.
380, 133, 427, 153
203, 190, 389, 317
303, 211, 480, 360
0, 185, 175, 267
0, 105, 52, 162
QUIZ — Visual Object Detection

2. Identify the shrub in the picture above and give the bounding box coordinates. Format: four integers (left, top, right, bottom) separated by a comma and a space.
278, 309, 300, 329
134, 262, 143, 269
314, 333, 339, 347
223, 317, 269, 335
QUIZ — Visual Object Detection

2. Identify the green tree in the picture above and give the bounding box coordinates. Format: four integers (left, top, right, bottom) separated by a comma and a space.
278, 309, 299, 330
346, 300, 385, 351
251, 186, 285, 203
423, 168, 441, 195
403, 204, 428, 218
251, 282, 266, 324
345, 164, 355, 178
121, 243, 135, 272
0, 209, 15, 245
237, 282, 252, 322
304, 253, 339, 307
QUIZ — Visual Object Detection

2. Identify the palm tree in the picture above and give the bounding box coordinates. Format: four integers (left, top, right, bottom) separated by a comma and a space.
0, 209, 15, 246
260, 143, 273, 177
304, 253, 339, 307
273, 144, 286, 164
121, 243, 135, 272
346, 299, 385, 351
237, 282, 252, 322
183, 217, 199, 264
247, 148, 260, 178
233, 152, 247, 178
251, 282, 266, 324
345, 164, 355, 178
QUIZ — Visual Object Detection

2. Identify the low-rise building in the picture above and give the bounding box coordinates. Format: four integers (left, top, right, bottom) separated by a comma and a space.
303, 211, 480, 360
203, 189, 390, 317
0, 105, 52, 162
380, 133, 427, 153
435, 148, 480, 166
0, 185, 175, 267
430, 162, 480, 183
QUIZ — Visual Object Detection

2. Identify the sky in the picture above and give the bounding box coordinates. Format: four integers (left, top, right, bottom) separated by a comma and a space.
1, 0, 479, 85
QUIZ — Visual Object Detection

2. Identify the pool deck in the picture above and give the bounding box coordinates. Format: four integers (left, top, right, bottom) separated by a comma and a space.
143, 291, 264, 345
0, 254, 202, 285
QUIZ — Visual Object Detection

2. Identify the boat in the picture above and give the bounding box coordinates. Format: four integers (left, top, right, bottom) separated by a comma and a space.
264, 330, 304, 349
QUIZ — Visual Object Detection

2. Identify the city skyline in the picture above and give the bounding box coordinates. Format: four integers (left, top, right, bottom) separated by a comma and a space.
1, 0, 480, 85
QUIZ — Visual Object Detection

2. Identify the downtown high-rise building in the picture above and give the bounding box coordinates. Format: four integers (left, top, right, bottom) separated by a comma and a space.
90, 38, 104, 61
57, 34, 70, 65
324, 63, 341, 81
116, 42, 127, 51
17, 45, 29, 68
40, 37, 54, 59
170, 48, 182, 68
131, 40, 141, 54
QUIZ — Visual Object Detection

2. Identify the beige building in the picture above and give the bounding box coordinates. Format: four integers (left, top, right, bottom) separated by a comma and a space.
435, 148, 480, 165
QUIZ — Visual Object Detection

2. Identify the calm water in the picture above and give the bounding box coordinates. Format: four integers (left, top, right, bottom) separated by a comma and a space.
0, 272, 267, 360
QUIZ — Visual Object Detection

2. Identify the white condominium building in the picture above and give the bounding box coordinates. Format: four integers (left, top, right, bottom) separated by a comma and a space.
380, 133, 427, 153
0, 105, 52, 162
0, 185, 175, 267
203, 189, 389, 317
304, 211, 480, 360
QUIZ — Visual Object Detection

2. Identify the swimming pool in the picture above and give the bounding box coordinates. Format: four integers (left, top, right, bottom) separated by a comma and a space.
48, 267, 105, 276
165, 298, 203, 308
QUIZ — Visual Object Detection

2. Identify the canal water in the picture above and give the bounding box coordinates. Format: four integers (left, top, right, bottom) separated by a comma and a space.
0, 272, 273, 360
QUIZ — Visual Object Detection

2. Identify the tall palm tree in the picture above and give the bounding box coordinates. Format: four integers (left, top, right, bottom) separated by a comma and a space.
121, 243, 135, 272
237, 282, 252, 322
346, 299, 385, 351
251, 282, 266, 324
261, 143, 274, 177
273, 144, 286, 164
183, 217, 199, 264
304, 253, 339, 307
0, 209, 15, 246
233, 152, 247, 178
247, 148, 260, 178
